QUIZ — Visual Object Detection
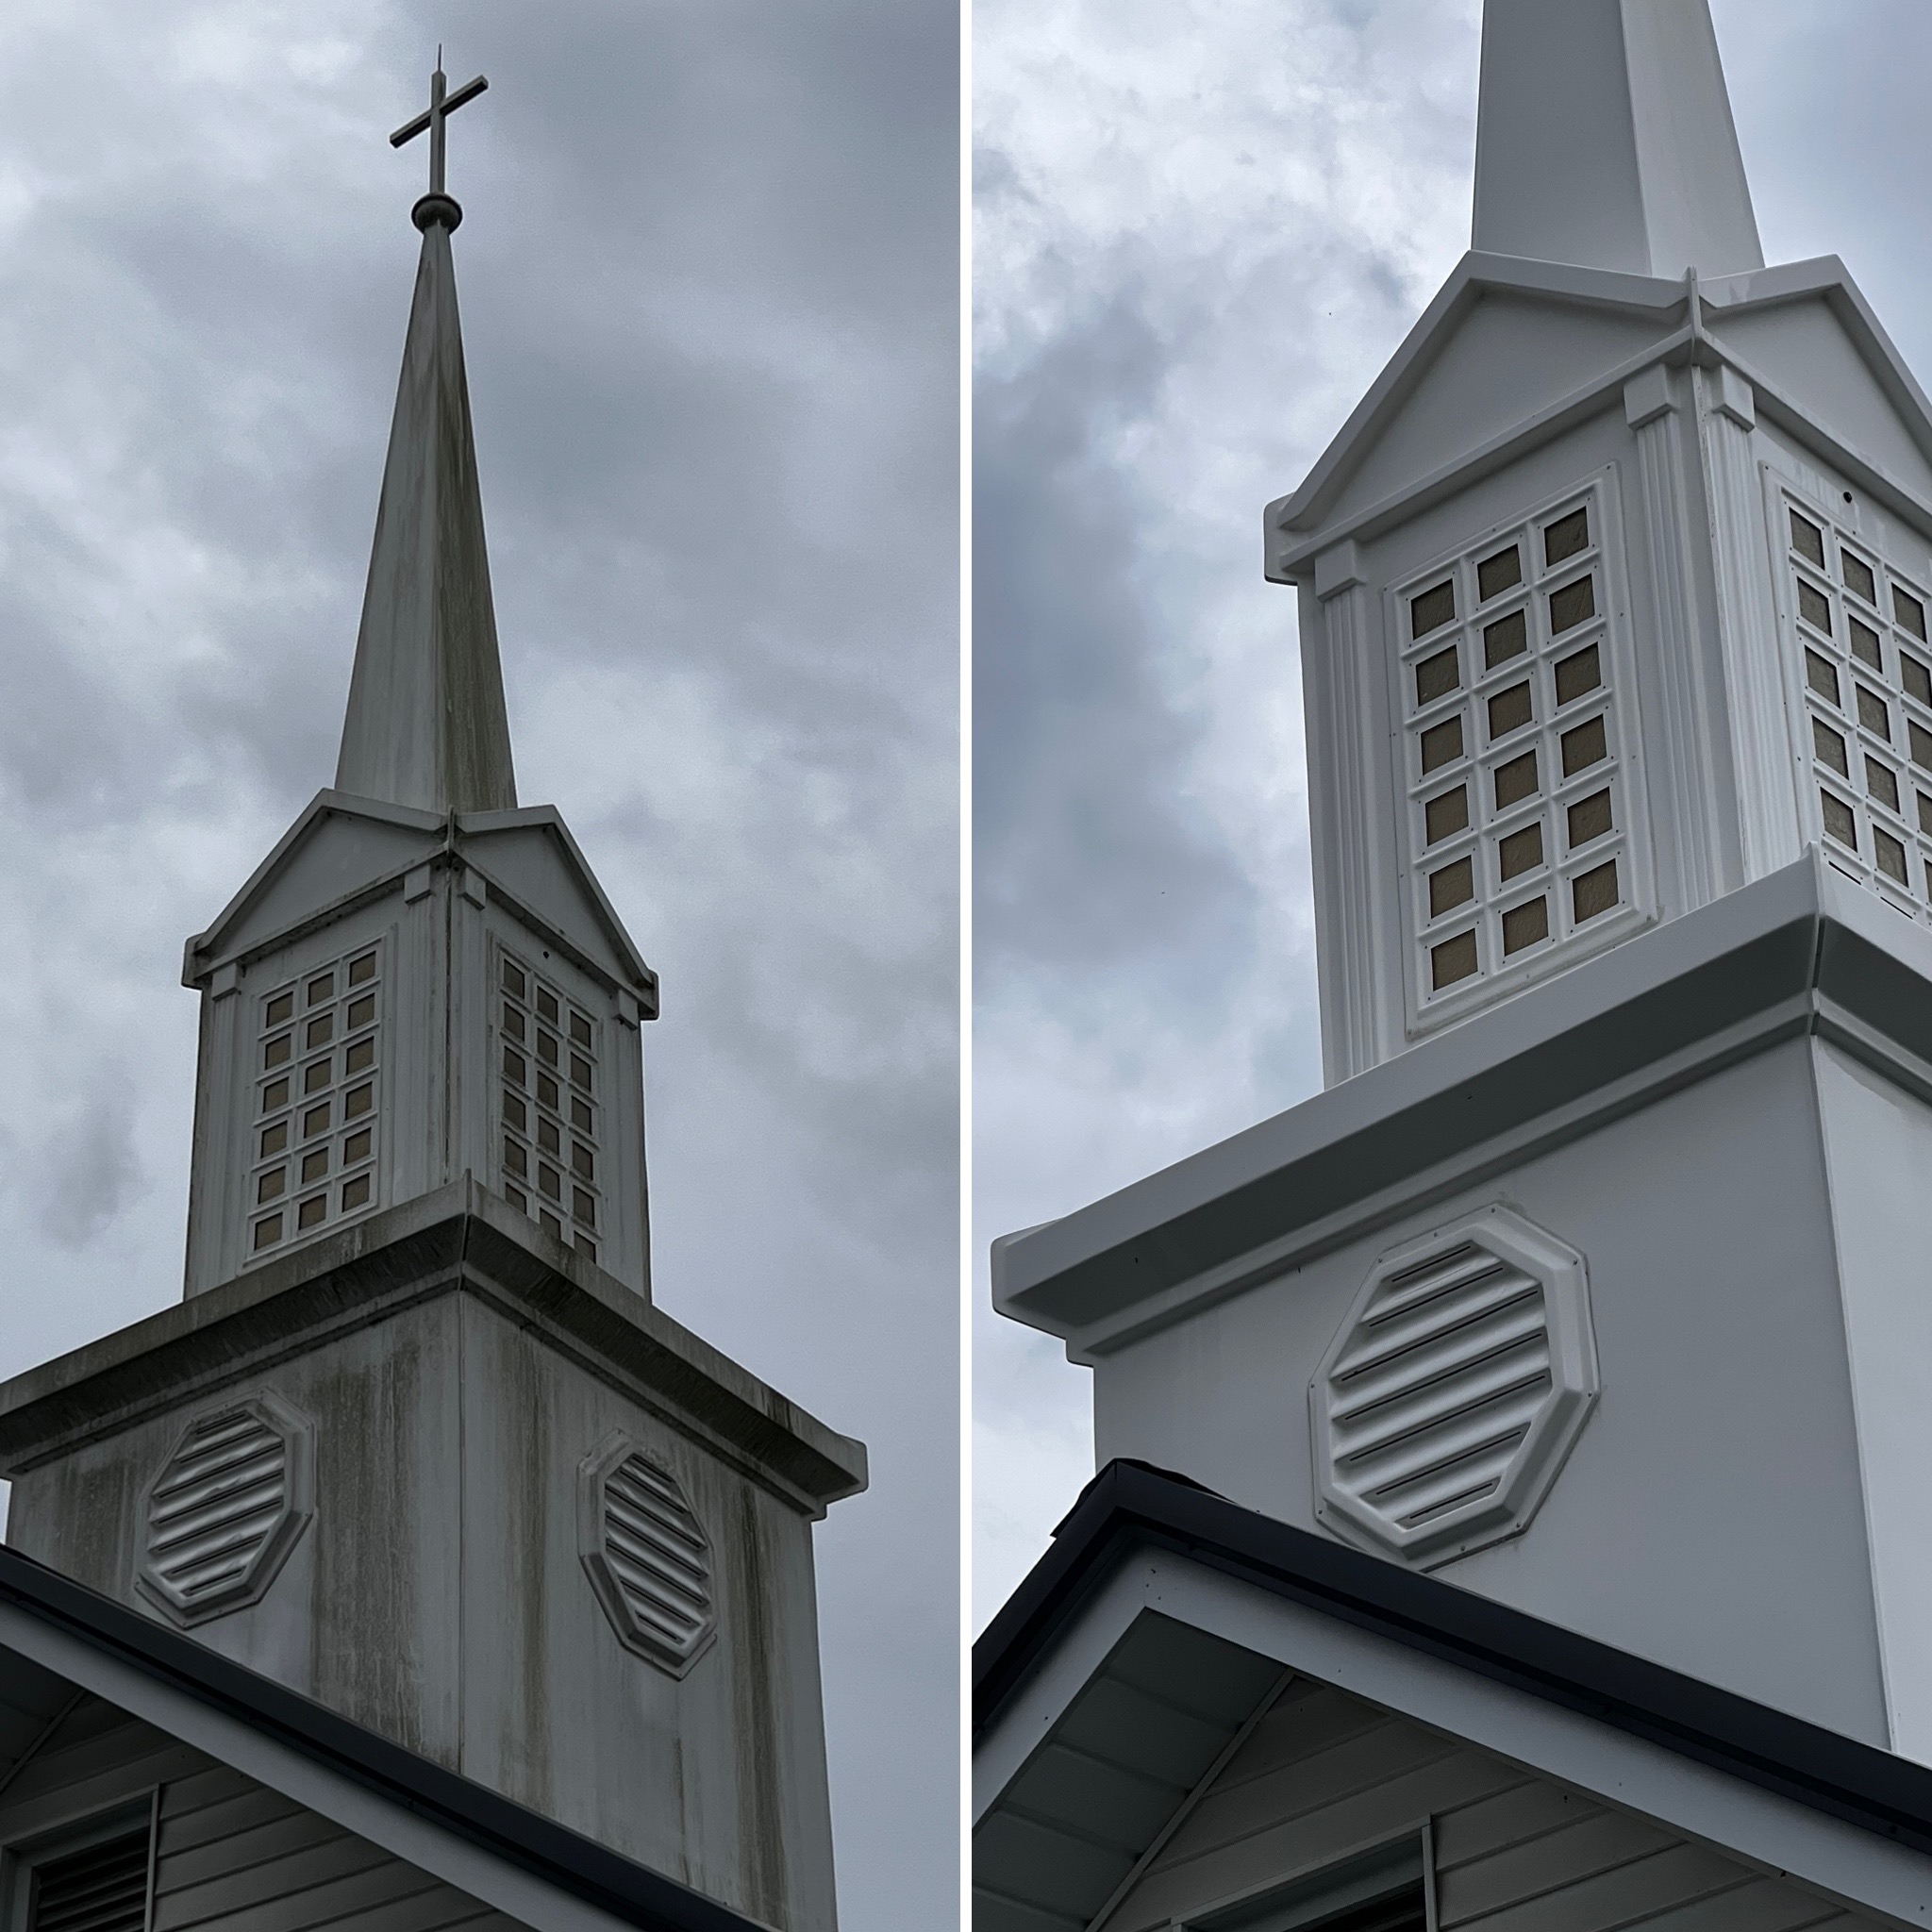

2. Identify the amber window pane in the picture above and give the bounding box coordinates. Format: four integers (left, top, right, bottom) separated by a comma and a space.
573, 1188, 596, 1225
1544, 508, 1590, 566
1555, 643, 1602, 708
1494, 750, 1539, 809
261, 1077, 290, 1113
570, 1096, 593, 1133
1424, 787, 1469, 845
571, 1054, 593, 1090
1560, 715, 1608, 777
1419, 714, 1464, 774
1428, 857, 1474, 919
1867, 758, 1901, 813
1489, 683, 1533, 740
1498, 821, 1544, 880
1502, 895, 1550, 955
307, 973, 334, 1007
1850, 618, 1882, 671
348, 952, 376, 986
1430, 930, 1479, 990
1798, 580, 1833, 635
297, 1194, 326, 1231
266, 991, 294, 1026
537, 989, 559, 1025
1790, 510, 1825, 567
344, 1083, 374, 1119
504, 1005, 525, 1041
301, 1149, 328, 1185
341, 1174, 372, 1210
1415, 645, 1460, 708
1806, 650, 1840, 705
1548, 575, 1595, 635
260, 1122, 289, 1158
504, 1046, 526, 1087
503, 958, 526, 999
264, 1035, 292, 1070
344, 1127, 373, 1163
569, 1013, 592, 1050
539, 1118, 560, 1156
304, 1058, 331, 1095
347, 994, 376, 1030
1410, 579, 1456, 638
255, 1213, 283, 1250
508, 1186, 528, 1214
1821, 790, 1858, 849
1814, 719, 1850, 775
1843, 553, 1877, 606
1477, 546, 1522, 600
1898, 586, 1928, 641
572, 1142, 594, 1180
504, 1092, 526, 1133
539, 1163, 562, 1201
306, 1014, 333, 1050
1573, 860, 1619, 924
538, 1072, 559, 1111
1483, 609, 1527, 669
1906, 654, 1932, 706
304, 1103, 329, 1137
538, 1031, 559, 1068
505, 1139, 527, 1177
258, 1168, 286, 1204
1567, 789, 1613, 849
1875, 827, 1909, 887
346, 1039, 375, 1074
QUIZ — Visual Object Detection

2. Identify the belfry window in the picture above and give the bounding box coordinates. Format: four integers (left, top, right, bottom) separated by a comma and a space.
248, 942, 381, 1257
1395, 483, 1638, 1011
1783, 496, 1932, 909
496, 947, 603, 1264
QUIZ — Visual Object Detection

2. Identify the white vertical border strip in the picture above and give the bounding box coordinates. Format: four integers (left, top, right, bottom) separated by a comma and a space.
957, 0, 974, 1924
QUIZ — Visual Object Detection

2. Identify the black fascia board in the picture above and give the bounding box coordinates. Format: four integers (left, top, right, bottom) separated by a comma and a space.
0, 1541, 758, 1932
974, 1459, 1932, 1861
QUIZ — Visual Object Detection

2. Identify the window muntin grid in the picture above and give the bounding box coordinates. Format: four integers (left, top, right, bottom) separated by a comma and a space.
249, 941, 381, 1258
1782, 495, 1932, 914
1395, 485, 1636, 1012
495, 947, 602, 1263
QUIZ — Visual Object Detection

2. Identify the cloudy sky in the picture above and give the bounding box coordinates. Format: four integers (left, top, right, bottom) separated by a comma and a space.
0, 3, 956, 1926
973, 0, 1932, 1628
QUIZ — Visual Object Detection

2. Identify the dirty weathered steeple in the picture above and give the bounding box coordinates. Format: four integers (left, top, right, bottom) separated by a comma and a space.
335, 65, 516, 814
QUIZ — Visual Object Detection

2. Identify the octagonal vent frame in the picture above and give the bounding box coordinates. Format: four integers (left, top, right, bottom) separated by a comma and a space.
136, 1390, 315, 1626
1310, 1206, 1598, 1568
577, 1431, 717, 1677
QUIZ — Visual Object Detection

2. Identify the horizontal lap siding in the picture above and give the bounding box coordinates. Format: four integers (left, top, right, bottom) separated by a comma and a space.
155, 1762, 519, 1932
1105, 1679, 1871, 1932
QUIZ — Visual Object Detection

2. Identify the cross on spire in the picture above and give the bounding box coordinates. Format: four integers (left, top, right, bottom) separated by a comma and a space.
391, 57, 488, 225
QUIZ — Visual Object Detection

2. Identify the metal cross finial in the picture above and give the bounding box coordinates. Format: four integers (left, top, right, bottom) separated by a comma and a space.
391, 59, 488, 204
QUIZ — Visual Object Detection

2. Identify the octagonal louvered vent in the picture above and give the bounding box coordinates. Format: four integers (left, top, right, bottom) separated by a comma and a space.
137, 1391, 314, 1625
577, 1433, 717, 1676
1311, 1208, 1597, 1568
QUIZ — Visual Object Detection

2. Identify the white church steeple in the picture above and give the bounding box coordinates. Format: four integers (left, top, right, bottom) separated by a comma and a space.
1472, 0, 1762, 279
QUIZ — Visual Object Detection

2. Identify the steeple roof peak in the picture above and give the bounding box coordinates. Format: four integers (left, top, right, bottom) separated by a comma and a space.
336, 77, 514, 816
1472, 0, 1763, 282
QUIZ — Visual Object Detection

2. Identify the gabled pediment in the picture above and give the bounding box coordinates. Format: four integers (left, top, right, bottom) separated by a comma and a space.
184, 791, 657, 1011
1270, 252, 1932, 568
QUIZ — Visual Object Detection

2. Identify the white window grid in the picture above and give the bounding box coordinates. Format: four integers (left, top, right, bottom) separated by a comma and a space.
247, 941, 381, 1260
494, 947, 602, 1263
1394, 479, 1641, 1019
1778, 492, 1932, 916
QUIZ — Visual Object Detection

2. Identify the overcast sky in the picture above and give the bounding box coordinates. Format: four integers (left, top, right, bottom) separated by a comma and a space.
0, 4, 956, 1925
973, 0, 1932, 1629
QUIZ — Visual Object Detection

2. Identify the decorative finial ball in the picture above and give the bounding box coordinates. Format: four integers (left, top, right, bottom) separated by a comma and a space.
411, 192, 464, 234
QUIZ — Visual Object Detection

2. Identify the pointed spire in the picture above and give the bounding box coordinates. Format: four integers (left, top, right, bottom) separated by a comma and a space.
1472, 0, 1763, 281
336, 74, 514, 816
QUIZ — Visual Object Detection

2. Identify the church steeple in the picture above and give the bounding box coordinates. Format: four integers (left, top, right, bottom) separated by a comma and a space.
335, 66, 516, 814
1471, 0, 1762, 280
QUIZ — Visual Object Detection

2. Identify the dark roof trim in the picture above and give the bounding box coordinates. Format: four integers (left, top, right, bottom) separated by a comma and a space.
974, 1460, 1932, 1860
0, 1542, 759, 1932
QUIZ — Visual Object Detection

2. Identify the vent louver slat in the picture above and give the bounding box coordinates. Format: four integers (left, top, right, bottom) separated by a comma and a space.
30, 1827, 149, 1932
1313, 1211, 1598, 1565
579, 1437, 719, 1675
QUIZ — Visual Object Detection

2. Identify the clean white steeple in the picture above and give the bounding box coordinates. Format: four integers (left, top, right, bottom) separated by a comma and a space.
1472, 0, 1763, 279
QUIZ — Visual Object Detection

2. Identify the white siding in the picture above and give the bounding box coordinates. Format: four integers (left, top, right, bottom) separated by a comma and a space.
1105, 1678, 1865, 1932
